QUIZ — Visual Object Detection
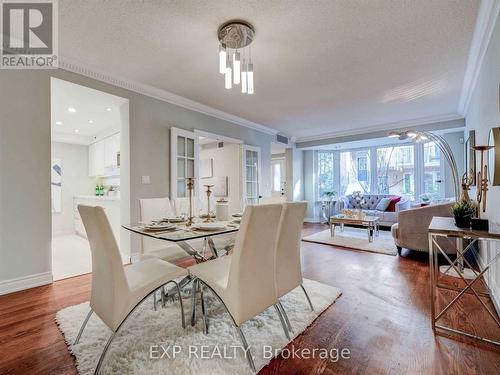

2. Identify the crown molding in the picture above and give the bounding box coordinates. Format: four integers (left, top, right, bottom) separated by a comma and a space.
58, 57, 278, 136
295, 113, 464, 143
458, 0, 500, 115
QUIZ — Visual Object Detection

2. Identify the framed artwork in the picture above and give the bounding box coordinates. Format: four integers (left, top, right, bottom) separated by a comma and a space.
212, 176, 228, 197
465, 130, 476, 186
51, 158, 62, 213
200, 158, 213, 179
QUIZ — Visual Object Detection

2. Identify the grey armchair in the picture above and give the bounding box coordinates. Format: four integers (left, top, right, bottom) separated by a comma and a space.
391, 202, 456, 256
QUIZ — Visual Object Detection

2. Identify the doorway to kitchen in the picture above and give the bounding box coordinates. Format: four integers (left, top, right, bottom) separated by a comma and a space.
50, 78, 130, 280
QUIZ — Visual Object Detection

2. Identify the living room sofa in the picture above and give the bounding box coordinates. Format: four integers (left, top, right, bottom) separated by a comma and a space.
338, 194, 410, 227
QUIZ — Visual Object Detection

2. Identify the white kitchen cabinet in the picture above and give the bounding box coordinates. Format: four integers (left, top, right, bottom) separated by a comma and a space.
104, 133, 120, 168
88, 132, 120, 177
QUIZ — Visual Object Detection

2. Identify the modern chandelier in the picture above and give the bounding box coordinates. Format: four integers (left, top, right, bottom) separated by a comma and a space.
217, 20, 255, 94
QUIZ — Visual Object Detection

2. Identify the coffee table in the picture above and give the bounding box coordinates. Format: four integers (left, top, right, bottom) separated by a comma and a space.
330, 214, 380, 242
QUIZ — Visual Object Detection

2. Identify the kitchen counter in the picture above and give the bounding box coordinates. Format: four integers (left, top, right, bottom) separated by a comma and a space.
74, 195, 120, 201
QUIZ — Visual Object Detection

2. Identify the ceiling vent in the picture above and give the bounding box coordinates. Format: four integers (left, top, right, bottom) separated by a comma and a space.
217, 141, 224, 148
276, 134, 289, 145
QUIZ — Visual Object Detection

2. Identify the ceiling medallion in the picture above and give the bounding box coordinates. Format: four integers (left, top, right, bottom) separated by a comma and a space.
217, 20, 255, 94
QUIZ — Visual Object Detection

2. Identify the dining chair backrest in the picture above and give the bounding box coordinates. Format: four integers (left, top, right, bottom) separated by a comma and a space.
226, 204, 283, 325
173, 197, 199, 217
139, 197, 175, 223
139, 197, 175, 253
275, 202, 308, 297
78, 205, 128, 329
260, 196, 287, 205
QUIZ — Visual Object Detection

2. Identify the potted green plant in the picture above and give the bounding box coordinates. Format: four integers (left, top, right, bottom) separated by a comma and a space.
322, 191, 337, 201
451, 200, 477, 228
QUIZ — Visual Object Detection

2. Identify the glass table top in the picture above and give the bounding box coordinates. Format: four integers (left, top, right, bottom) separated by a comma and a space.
122, 221, 239, 242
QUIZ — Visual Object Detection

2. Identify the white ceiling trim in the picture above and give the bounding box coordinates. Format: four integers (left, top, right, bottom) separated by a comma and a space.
295, 113, 464, 143
458, 0, 500, 115
58, 57, 278, 136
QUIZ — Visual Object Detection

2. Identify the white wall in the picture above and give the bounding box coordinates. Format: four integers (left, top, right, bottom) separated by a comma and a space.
465, 12, 500, 309
199, 143, 242, 214
51, 142, 94, 235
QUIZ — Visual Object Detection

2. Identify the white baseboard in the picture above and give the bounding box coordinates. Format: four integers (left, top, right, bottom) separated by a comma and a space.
304, 217, 321, 223
0, 272, 53, 296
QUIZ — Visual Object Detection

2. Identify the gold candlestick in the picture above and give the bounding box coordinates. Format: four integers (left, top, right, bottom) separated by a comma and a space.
186, 177, 194, 226
472, 145, 493, 216
203, 185, 214, 222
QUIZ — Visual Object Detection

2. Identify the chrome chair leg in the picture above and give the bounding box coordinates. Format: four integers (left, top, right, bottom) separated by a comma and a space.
277, 301, 293, 334
190, 278, 198, 326
94, 331, 117, 375
74, 309, 93, 345
300, 284, 314, 311
200, 283, 208, 334
94, 283, 185, 374
198, 280, 256, 372
236, 326, 256, 372
274, 305, 291, 340
166, 280, 186, 329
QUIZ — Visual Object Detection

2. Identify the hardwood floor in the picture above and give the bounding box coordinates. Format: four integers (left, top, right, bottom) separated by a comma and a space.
0, 223, 498, 374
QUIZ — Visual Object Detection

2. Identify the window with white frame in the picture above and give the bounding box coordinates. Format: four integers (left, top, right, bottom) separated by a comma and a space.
317, 140, 445, 201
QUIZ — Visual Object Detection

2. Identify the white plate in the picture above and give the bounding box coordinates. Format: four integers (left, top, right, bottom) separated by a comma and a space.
231, 218, 241, 223
192, 223, 227, 231
232, 213, 243, 218
144, 223, 176, 231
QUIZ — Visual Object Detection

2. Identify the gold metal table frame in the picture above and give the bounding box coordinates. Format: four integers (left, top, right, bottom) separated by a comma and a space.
428, 217, 500, 347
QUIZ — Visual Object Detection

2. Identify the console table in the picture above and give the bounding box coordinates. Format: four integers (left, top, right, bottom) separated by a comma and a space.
428, 217, 500, 347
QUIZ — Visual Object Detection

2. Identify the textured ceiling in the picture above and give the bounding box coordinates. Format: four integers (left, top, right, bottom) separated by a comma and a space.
58, 0, 480, 139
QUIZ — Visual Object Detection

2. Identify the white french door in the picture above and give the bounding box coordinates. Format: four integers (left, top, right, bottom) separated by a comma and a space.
271, 158, 286, 197
242, 145, 261, 206
170, 127, 199, 199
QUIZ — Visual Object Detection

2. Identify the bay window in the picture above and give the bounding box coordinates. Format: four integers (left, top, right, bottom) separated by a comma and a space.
317, 140, 446, 202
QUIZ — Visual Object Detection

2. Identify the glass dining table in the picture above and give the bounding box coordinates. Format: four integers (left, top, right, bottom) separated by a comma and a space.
122, 221, 240, 262
122, 220, 239, 320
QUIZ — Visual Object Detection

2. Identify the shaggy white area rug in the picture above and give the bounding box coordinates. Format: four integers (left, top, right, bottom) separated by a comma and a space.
302, 227, 397, 255
56, 278, 341, 374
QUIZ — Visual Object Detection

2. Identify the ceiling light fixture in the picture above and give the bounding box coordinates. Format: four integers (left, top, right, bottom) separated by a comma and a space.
67, 107, 76, 113
55, 121, 63, 125
74, 129, 79, 133
106, 107, 112, 112
218, 20, 255, 94
88, 120, 94, 124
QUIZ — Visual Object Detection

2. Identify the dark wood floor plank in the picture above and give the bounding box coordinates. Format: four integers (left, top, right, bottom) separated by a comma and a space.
0, 224, 498, 374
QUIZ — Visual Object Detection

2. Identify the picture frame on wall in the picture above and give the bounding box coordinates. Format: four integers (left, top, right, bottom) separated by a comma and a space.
200, 158, 213, 179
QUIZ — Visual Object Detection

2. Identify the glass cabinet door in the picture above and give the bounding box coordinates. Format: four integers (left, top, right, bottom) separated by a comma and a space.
242, 145, 261, 206
171, 128, 198, 198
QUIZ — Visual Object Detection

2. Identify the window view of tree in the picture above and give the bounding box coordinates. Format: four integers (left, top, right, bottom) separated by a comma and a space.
318, 151, 335, 198
376, 145, 415, 198
340, 150, 371, 195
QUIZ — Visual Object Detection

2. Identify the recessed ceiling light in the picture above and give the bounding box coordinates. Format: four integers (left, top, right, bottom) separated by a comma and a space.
74, 129, 79, 133
105, 107, 112, 112
67, 107, 76, 113
55, 121, 63, 125
88, 120, 94, 124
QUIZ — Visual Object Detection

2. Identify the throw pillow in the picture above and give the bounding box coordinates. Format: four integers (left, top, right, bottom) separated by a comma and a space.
387, 196, 401, 212
375, 197, 392, 211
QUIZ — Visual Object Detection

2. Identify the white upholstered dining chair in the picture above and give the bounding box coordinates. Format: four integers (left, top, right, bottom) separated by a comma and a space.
187, 204, 290, 372
74, 205, 187, 374
139, 197, 188, 263
274, 202, 313, 334
260, 196, 287, 204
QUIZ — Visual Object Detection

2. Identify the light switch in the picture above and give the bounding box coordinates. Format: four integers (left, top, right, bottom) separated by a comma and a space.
141, 176, 151, 184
